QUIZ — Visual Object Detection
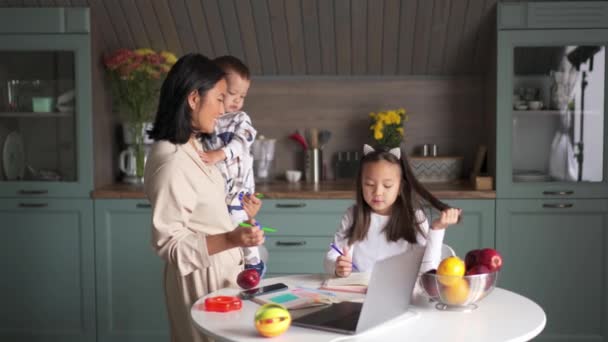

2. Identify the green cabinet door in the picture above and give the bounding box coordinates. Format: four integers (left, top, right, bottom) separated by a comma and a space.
257, 200, 352, 277
0, 198, 95, 342
94, 200, 169, 342
441, 199, 496, 256
497, 199, 608, 342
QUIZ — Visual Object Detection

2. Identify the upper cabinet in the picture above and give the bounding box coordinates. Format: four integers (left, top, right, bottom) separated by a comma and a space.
496, 2, 608, 198
0, 8, 92, 198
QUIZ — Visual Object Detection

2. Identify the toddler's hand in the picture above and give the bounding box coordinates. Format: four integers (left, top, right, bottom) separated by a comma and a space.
241, 193, 262, 219
335, 245, 353, 278
228, 220, 265, 248
431, 208, 462, 230
198, 149, 225, 164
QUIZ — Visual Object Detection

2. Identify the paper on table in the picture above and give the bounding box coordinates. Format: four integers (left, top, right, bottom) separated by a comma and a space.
320, 272, 370, 294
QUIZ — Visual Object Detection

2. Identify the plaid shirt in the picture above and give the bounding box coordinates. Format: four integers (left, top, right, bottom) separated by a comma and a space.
202, 111, 257, 206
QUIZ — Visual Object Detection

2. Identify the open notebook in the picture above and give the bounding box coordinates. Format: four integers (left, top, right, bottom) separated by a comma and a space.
320, 272, 370, 294
251, 288, 334, 310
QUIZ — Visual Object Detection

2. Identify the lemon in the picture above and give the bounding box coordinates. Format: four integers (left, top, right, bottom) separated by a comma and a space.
436, 256, 466, 286
441, 278, 470, 305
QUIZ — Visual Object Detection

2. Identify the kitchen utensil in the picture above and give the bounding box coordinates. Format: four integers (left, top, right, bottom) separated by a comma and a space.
318, 130, 331, 149
310, 128, 318, 149
285, 169, 302, 183
305, 148, 322, 183
288, 131, 308, 150
3, 131, 25, 180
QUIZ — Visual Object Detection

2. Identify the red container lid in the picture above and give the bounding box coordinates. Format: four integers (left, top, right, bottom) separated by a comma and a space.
203, 296, 243, 312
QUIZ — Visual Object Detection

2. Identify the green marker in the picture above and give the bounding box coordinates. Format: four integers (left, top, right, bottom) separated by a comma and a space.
239, 222, 277, 233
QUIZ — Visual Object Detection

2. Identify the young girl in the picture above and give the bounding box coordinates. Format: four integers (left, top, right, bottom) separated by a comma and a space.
324, 144, 462, 277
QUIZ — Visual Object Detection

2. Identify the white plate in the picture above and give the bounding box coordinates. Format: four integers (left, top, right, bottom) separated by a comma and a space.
3, 131, 25, 180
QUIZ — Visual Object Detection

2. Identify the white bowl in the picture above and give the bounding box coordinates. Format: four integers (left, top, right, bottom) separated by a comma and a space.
285, 170, 302, 183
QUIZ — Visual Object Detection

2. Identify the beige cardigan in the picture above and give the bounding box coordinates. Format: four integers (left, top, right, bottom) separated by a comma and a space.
144, 139, 244, 342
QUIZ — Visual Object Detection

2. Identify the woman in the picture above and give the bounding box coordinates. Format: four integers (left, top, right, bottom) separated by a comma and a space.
145, 53, 265, 342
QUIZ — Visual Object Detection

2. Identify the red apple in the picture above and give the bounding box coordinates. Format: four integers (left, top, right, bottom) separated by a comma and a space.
478, 248, 503, 271
465, 264, 490, 276
237, 269, 260, 289
421, 269, 440, 297
464, 249, 481, 270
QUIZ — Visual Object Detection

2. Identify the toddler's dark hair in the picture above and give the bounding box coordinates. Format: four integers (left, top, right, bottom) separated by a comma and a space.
213, 55, 250, 80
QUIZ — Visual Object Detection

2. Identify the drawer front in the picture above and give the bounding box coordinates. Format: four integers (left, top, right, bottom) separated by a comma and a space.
258, 200, 352, 236
265, 236, 331, 275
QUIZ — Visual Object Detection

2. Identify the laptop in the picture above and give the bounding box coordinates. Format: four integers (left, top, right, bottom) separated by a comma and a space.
292, 245, 425, 335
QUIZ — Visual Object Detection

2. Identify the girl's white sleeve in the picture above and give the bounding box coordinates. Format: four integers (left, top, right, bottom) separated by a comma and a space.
324, 207, 355, 275
415, 210, 445, 273
221, 112, 257, 161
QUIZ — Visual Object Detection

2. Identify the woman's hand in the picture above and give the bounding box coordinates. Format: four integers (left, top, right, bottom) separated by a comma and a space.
335, 245, 353, 278
431, 208, 462, 230
228, 221, 265, 248
242, 193, 262, 219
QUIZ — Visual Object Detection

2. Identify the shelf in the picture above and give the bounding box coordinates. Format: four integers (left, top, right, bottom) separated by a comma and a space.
512, 109, 562, 115
0, 111, 73, 118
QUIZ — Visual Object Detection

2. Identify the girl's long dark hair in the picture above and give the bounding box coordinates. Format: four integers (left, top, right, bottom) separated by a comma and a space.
347, 144, 455, 245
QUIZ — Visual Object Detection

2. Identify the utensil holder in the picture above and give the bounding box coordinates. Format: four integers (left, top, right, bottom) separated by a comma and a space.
305, 148, 322, 183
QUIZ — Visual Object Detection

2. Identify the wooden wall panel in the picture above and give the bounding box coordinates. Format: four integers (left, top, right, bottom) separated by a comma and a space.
366, 0, 383, 74
335, 0, 352, 75
427, 0, 451, 74
218, 0, 246, 60
284, 0, 307, 74
235, 0, 262, 74
251, 0, 277, 74
382, 0, 400, 75
317, 0, 337, 74
184, 0, 214, 56
167, 0, 198, 54
351, 0, 367, 74
397, 0, 417, 74
201, 0, 227, 56
151, 0, 182, 55
268, 0, 292, 74
412, 0, 434, 74
301, 0, 321, 74
443, 0, 468, 74
120, 0, 151, 49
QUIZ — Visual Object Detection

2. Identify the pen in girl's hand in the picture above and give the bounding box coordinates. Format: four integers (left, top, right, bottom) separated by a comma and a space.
239, 222, 277, 233
330, 243, 360, 271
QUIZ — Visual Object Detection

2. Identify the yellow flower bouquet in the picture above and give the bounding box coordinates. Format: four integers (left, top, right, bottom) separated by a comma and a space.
369, 108, 408, 148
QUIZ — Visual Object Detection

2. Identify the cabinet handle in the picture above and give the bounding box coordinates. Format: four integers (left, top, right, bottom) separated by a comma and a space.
542, 203, 573, 209
275, 203, 306, 208
136, 203, 151, 209
276, 241, 307, 247
18, 202, 48, 208
18, 189, 48, 195
542, 190, 573, 196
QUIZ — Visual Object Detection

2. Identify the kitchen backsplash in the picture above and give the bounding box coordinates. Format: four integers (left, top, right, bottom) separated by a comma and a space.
245, 76, 491, 181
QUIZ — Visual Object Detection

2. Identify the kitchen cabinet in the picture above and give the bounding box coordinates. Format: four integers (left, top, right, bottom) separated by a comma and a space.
496, 2, 608, 199
259, 199, 495, 276
496, 2, 608, 341
94, 199, 169, 342
497, 199, 608, 342
0, 198, 95, 342
0, 8, 93, 197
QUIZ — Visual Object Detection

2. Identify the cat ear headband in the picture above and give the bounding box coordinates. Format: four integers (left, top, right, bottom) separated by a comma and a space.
363, 144, 401, 159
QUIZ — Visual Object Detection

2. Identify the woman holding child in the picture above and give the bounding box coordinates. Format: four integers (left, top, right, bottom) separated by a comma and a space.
144, 53, 264, 342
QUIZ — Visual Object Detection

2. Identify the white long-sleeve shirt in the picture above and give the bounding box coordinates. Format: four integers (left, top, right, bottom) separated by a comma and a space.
324, 206, 445, 275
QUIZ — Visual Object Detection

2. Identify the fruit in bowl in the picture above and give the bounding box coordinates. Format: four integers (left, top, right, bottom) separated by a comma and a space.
419, 248, 503, 311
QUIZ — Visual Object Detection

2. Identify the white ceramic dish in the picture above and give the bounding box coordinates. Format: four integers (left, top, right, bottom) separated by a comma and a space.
3, 131, 25, 180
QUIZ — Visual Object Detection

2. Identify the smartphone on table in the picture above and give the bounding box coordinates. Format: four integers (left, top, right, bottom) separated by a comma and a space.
239, 283, 288, 300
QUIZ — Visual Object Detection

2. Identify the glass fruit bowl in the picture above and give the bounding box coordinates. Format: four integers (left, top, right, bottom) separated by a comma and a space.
418, 271, 499, 312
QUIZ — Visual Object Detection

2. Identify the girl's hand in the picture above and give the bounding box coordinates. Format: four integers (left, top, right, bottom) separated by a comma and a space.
228, 220, 265, 247
431, 208, 462, 230
242, 193, 262, 219
198, 149, 225, 164
335, 245, 353, 278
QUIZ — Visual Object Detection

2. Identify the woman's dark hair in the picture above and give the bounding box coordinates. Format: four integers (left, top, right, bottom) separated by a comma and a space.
347, 145, 455, 245
148, 53, 226, 144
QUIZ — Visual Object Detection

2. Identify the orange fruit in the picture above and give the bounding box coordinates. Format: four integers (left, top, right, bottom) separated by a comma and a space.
436, 256, 466, 286
441, 278, 470, 305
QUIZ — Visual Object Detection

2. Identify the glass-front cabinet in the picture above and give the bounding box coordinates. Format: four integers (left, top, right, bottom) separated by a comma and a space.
0, 8, 92, 197
497, 29, 608, 198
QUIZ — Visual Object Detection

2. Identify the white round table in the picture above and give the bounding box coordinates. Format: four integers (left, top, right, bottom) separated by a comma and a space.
191, 274, 546, 342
